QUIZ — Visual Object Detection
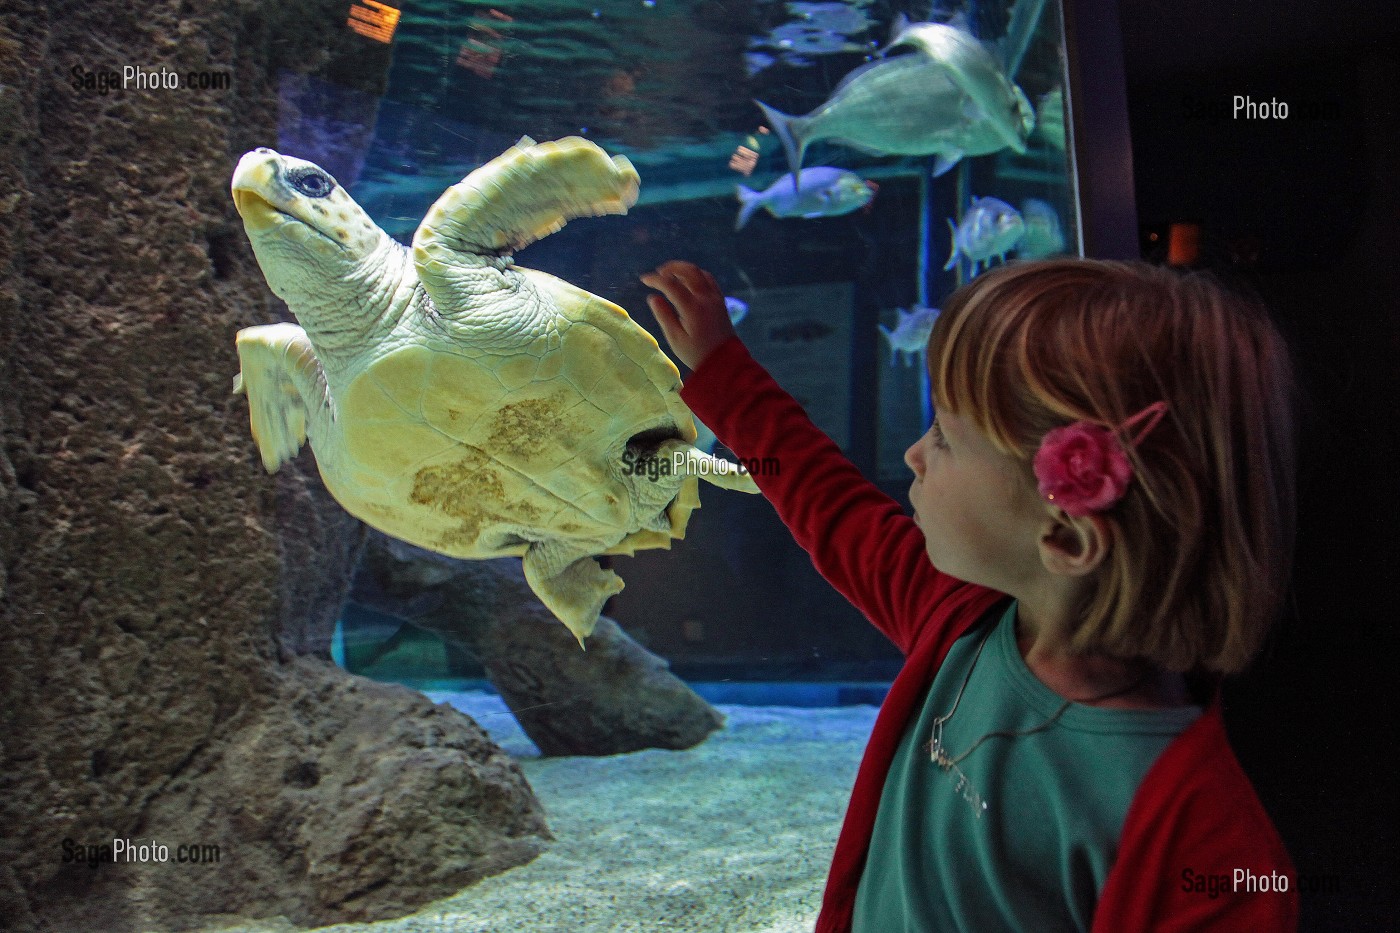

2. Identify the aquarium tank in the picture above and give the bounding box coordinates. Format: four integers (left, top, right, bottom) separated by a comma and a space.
0, 0, 1134, 929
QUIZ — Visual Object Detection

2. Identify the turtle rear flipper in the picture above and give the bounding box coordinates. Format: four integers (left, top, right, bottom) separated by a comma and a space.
233, 323, 329, 473
655, 439, 762, 494
413, 137, 640, 316
522, 539, 625, 648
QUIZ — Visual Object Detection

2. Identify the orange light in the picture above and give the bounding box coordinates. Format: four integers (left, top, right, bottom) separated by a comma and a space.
1167, 222, 1201, 266
348, 0, 400, 43
455, 10, 513, 77
456, 39, 504, 77
728, 145, 759, 176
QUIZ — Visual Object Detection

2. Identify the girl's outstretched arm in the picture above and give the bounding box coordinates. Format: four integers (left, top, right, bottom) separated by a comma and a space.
641, 261, 983, 654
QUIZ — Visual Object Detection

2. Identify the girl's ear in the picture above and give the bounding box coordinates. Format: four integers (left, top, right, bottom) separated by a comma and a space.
1037, 511, 1112, 577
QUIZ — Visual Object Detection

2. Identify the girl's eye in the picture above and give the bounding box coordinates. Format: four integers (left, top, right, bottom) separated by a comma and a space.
930, 419, 950, 451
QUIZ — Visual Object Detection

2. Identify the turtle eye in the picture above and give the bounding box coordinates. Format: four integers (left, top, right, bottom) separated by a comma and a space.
288, 167, 335, 198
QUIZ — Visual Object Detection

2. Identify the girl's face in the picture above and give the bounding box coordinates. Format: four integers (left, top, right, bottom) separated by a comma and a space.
904, 408, 1044, 591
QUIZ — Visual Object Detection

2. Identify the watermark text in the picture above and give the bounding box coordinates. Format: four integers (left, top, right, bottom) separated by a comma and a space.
71, 65, 232, 96
62, 838, 221, 868
1180, 867, 1340, 899
620, 450, 779, 481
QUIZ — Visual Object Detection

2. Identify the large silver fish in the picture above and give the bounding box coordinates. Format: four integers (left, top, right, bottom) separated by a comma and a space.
756, 19, 1034, 185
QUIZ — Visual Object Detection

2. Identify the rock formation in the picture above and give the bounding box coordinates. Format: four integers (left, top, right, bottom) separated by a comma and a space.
351, 534, 726, 757
0, 1, 548, 929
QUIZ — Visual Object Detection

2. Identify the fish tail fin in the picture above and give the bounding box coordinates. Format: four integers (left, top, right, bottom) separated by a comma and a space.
735, 185, 761, 231
932, 153, 961, 178
944, 219, 960, 272
884, 13, 912, 51
755, 100, 805, 190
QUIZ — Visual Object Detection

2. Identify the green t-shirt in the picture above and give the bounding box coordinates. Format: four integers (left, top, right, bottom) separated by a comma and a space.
852, 601, 1201, 932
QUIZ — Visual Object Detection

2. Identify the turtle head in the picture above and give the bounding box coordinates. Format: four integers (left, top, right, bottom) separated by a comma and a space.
232, 149, 394, 311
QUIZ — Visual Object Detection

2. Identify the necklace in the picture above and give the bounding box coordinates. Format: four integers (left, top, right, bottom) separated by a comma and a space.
925, 620, 1150, 818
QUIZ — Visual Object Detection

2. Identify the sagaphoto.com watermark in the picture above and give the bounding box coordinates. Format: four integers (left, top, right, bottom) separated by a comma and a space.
71, 64, 232, 96
62, 837, 221, 869
1179, 867, 1341, 900
621, 450, 779, 482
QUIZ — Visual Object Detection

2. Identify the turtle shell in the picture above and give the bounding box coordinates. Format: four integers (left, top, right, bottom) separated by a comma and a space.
322, 267, 702, 561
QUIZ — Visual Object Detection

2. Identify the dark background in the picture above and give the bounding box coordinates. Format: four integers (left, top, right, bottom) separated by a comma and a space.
1115, 0, 1398, 928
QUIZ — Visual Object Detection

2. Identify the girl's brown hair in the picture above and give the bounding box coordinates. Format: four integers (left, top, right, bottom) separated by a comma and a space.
929, 259, 1297, 673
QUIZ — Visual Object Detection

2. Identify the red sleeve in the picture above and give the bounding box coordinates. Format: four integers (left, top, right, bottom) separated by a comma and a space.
680, 337, 970, 655
1093, 702, 1299, 932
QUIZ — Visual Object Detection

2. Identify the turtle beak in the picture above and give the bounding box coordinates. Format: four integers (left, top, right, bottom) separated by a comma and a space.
232, 149, 284, 232
232, 187, 280, 230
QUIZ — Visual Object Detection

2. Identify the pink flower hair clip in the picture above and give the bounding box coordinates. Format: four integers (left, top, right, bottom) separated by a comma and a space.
1032, 401, 1170, 517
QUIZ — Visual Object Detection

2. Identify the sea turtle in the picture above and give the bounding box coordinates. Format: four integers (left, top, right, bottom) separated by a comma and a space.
230, 136, 758, 645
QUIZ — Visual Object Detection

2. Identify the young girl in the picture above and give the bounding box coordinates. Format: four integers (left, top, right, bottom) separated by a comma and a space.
640, 258, 1299, 932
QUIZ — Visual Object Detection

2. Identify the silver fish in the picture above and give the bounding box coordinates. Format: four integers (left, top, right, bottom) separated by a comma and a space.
1036, 87, 1066, 151
745, 52, 778, 76
878, 306, 940, 367
756, 19, 1034, 185
945, 196, 1024, 274
788, 1, 877, 38
724, 296, 749, 324
735, 167, 873, 229
1018, 198, 1067, 259
746, 2, 878, 73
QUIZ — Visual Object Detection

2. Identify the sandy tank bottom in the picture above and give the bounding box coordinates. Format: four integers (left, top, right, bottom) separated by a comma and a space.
197, 692, 878, 933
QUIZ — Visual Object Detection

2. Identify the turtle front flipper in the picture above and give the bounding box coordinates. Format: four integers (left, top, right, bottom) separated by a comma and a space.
412, 137, 640, 316
522, 539, 625, 648
233, 322, 330, 473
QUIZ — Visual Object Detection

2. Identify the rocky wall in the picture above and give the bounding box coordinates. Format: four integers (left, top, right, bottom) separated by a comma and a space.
0, 1, 549, 929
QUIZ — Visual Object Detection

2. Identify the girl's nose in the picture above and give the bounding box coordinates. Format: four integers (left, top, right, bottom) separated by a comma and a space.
904, 437, 923, 474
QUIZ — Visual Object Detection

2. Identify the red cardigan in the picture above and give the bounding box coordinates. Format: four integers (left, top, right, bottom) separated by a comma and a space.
681, 337, 1298, 933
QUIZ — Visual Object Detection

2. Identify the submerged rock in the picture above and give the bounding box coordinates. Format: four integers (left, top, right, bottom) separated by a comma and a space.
134, 658, 550, 927
352, 533, 726, 757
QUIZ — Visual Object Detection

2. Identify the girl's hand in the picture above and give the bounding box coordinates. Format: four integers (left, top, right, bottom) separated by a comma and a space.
640, 260, 737, 371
